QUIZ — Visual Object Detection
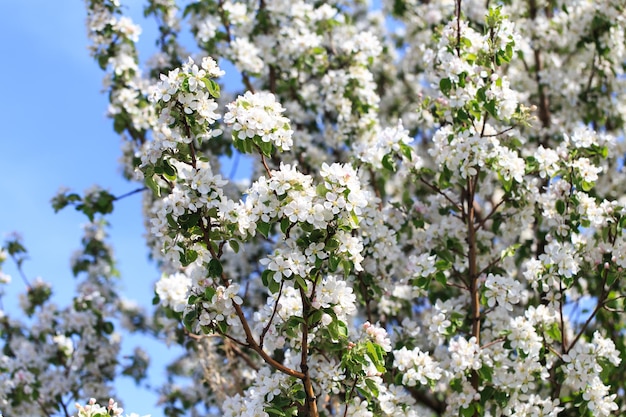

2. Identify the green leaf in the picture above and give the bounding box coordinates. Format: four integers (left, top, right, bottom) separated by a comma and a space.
460, 404, 475, 417
265, 407, 286, 417
113, 114, 127, 134
478, 365, 493, 382
328, 253, 340, 272
600, 146, 609, 158
440, 78, 452, 97
365, 341, 386, 372
364, 378, 379, 397
204, 286, 216, 301
308, 309, 323, 326
328, 319, 348, 340
203, 78, 221, 98
294, 275, 308, 291
606, 271, 618, 287
499, 173, 512, 193
102, 321, 114, 335
382, 153, 397, 172
435, 271, 447, 286
556, 199, 566, 215
280, 217, 291, 234
162, 158, 177, 179
485, 100, 498, 118
145, 174, 161, 197
261, 269, 274, 287
181, 249, 198, 266
268, 276, 280, 294
208, 259, 223, 277
97, 53, 109, 71
399, 143, 413, 161
257, 221, 271, 238
545, 322, 562, 341
258, 139, 273, 156
225, 241, 238, 255
435, 259, 451, 271
183, 309, 197, 331
325, 238, 340, 251
414, 275, 430, 289
439, 165, 452, 189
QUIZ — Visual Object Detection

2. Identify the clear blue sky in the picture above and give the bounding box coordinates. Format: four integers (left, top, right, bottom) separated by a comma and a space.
0, 2, 176, 415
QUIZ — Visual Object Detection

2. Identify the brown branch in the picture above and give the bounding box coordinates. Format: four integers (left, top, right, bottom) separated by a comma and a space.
455, 0, 462, 57
476, 198, 507, 231
480, 125, 516, 138
230, 298, 305, 378
407, 387, 445, 414
418, 177, 463, 212
358, 272, 373, 323
299, 286, 319, 417
199, 216, 304, 379
225, 338, 260, 371
113, 187, 147, 201
343, 378, 359, 417
565, 262, 615, 355
259, 280, 285, 348
466, 173, 481, 398
559, 280, 567, 352
528, 0, 551, 128
9, 252, 32, 290
477, 255, 503, 277
480, 337, 505, 350
260, 152, 272, 178
269, 65, 277, 94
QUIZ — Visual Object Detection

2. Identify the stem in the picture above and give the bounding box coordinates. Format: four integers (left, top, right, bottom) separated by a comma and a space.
259, 280, 285, 348
113, 187, 147, 201
9, 253, 32, 289
407, 387, 445, 414
61, 401, 71, 417
528, 0, 551, 128
476, 198, 506, 231
261, 153, 272, 178
299, 286, 319, 417
419, 177, 463, 212
343, 378, 358, 417
37, 400, 53, 417
565, 274, 607, 354
455, 0, 462, 57
559, 280, 567, 351
231, 298, 305, 378
466, 173, 481, 395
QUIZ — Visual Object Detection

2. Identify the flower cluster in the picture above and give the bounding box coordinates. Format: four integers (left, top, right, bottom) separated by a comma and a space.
143, 56, 224, 167
75, 397, 150, 417
224, 91, 294, 153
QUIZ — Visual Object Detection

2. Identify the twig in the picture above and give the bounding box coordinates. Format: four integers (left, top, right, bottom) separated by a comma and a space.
259, 280, 285, 348
418, 177, 463, 212
113, 187, 147, 201
343, 378, 359, 417
260, 153, 272, 178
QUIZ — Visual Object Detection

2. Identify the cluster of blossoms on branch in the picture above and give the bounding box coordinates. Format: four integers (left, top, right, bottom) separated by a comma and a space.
3, 0, 626, 416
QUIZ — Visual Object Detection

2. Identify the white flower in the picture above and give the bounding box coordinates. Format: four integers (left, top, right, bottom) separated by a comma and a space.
155, 272, 191, 312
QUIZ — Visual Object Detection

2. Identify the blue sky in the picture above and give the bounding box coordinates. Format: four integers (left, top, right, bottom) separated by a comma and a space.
0, 2, 174, 415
